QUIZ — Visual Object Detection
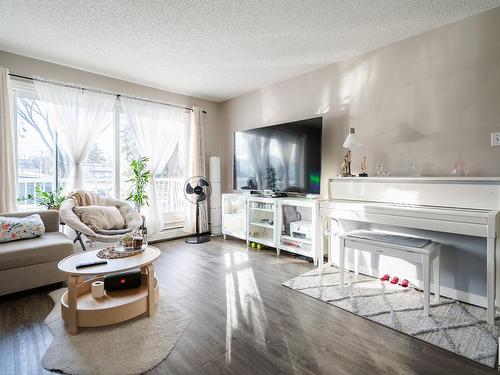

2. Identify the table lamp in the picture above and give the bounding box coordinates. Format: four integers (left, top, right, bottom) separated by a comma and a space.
341, 127, 362, 177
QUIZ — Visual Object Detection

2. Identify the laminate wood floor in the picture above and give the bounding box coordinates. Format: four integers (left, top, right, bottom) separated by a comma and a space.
0, 237, 496, 374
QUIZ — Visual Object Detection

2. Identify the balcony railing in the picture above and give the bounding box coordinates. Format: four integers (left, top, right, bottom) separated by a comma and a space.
17, 178, 54, 210
17, 177, 186, 227
155, 177, 184, 214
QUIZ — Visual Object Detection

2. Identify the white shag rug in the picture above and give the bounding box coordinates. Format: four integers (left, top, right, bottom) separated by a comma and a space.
42, 288, 190, 375
283, 266, 498, 368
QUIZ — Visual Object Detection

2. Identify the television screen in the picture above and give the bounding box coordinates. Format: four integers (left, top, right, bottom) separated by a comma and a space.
233, 117, 322, 194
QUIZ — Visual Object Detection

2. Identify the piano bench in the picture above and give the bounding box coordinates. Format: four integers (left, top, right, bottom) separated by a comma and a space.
339, 230, 441, 316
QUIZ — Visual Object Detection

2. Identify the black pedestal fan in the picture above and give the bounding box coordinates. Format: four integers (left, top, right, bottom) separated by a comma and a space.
184, 176, 211, 244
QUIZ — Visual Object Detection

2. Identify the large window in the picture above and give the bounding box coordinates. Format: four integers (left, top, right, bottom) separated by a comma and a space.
13, 80, 188, 229
15, 90, 56, 210
77, 116, 114, 197
118, 112, 187, 228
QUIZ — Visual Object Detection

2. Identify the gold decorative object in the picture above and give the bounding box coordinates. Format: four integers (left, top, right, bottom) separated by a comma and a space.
341, 127, 361, 177
340, 149, 353, 177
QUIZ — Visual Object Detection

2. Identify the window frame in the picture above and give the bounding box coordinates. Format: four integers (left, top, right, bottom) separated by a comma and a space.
12, 82, 60, 205
11, 78, 187, 229
12, 80, 119, 200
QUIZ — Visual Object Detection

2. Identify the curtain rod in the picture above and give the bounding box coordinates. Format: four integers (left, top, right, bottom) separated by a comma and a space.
8, 73, 207, 114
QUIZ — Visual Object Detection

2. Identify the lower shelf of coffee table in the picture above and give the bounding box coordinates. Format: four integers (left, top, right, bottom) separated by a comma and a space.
61, 274, 159, 328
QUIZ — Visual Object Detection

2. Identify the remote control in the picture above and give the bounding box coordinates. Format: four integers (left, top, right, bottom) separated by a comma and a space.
75, 260, 108, 269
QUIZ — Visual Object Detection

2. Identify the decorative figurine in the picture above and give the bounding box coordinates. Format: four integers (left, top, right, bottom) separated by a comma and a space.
359, 156, 368, 177
376, 163, 389, 177
450, 158, 469, 177
340, 149, 352, 177
409, 161, 420, 177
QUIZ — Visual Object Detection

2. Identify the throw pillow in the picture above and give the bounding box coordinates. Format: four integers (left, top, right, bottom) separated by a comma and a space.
0, 214, 46, 243
74, 206, 125, 231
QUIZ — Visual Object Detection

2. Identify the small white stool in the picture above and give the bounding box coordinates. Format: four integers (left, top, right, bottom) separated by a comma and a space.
339, 231, 441, 316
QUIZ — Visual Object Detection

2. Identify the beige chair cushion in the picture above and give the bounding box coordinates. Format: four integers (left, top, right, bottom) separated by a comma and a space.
59, 193, 143, 243
0, 232, 74, 270
74, 205, 125, 231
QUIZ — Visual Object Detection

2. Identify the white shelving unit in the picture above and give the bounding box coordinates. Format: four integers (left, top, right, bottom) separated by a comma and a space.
247, 197, 278, 248
222, 194, 247, 241
249, 207, 274, 213
276, 198, 319, 263
221, 193, 320, 264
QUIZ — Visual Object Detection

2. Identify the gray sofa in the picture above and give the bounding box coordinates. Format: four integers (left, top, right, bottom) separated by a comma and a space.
0, 210, 74, 296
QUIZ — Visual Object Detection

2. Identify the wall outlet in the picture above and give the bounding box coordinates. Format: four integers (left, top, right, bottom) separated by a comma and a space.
491, 132, 500, 147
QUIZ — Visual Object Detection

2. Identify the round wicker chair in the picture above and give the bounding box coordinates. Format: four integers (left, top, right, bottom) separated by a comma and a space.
59, 190, 144, 250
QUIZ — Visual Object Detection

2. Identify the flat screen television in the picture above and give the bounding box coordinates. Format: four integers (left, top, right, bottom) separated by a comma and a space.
233, 117, 322, 194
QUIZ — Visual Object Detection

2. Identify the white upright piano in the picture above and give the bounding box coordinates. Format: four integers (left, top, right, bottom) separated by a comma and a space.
319, 177, 500, 324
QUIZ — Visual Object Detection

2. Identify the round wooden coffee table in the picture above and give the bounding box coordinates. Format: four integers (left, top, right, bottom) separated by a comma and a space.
58, 246, 161, 334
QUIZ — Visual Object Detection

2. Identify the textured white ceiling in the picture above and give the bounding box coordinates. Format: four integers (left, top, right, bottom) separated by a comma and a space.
0, 1, 499, 102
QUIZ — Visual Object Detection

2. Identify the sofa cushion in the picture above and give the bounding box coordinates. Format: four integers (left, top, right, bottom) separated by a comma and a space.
1, 210, 60, 233
74, 205, 125, 231
0, 214, 45, 243
0, 232, 74, 271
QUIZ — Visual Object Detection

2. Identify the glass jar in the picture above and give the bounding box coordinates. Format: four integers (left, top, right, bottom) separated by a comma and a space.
132, 230, 144, 249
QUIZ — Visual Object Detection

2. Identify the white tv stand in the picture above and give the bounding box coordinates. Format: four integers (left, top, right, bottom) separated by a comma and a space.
222, 193, 320, 264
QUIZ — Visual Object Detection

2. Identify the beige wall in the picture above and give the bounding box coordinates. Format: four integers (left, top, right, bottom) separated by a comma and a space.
0, 50, 222, 168
220, 7, 500, 196
3, 6, 500, 197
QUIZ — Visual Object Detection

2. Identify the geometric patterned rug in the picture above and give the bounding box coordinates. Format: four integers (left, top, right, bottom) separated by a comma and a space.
283, 266, 498, 368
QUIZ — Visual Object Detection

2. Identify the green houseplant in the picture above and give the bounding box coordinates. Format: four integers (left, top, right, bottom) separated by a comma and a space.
264, 167, 280, 191
19, 186, 66, 210
126, 156, 152, 212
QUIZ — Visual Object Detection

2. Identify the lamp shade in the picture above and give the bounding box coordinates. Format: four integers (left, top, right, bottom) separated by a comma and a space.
343, 128, 362, 149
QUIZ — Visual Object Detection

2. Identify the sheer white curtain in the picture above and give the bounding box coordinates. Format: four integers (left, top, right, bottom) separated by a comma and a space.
34, 81, 116, 193
277, 134, 297, 189
121, 98, 187, 235
183, 107, 208, 234
0, 67, 17, 212
245, 133, 269, 189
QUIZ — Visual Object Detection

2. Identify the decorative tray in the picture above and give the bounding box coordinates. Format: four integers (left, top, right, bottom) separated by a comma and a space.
97, 244, 147, 259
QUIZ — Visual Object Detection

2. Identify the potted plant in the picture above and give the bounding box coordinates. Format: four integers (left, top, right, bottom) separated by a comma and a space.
264, 167, 280, 191
126, 156, 152, 212
18, 186, 66, 210
122, 233, 134, 248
